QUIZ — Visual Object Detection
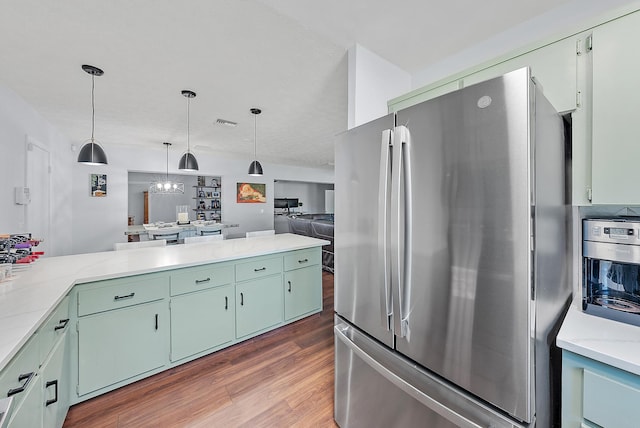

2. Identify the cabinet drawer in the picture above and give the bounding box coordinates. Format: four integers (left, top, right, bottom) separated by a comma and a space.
39, 296, 70, 364
0, 334, 39, 409
235, 256, 282, 282
170, 263, 233, 296
77, 274, 168, 316
284, 248, 321, 271
583, 369, 640, 428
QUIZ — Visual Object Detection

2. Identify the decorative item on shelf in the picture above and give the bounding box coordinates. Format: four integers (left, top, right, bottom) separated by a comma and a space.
212, 191, 220, 198
178, 90, 199, 171
77, 65, 108, 165
248, 108, 263, 176
176, 205, 190, 224
199, 200, 206, 209
198, 189, 205, 197
149, 142, 185, 193
197, 176, 205, 186
211, 178, 218, 187
205, 191, 213, 198
197, 213, 206, 220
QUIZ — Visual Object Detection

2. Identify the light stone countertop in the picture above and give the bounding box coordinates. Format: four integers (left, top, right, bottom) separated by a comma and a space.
557, 304, 640, 376
0, 233, 328, 371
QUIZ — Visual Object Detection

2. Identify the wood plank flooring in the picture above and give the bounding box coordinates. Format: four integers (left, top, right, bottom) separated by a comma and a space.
63, 272, 337, 428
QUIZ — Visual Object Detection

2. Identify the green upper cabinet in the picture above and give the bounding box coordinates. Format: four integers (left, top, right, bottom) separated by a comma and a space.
462, 36, 578, 114
590, 10, 640, 204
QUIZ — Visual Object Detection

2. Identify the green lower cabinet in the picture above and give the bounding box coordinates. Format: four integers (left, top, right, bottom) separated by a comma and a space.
563, 350, 640, 428
41, 334, 69, 428
170, 285, 235, 362
284, 265, 322, 321
7, 374, 42, 428
77, 300, 168, 396
236, 275, 283, 338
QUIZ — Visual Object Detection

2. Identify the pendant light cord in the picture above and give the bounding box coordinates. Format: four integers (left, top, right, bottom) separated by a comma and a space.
91, 74, 95, 141
253, 112, 257, 159
166, 143, 169, 182
187, 96, 191, 152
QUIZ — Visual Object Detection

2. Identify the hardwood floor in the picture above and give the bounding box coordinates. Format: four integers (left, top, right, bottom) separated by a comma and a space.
63, 272, 338, 428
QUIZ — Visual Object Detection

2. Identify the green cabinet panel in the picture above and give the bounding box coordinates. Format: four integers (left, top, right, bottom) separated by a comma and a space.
170, 285, 235, 362
0, 334, 39, 412
284, 264, 322, 321
41, 334, 69, 428
462, 36, 577, 114
562, 350, 640, 427
236, 275, 283, 338
170, 263, 233, 296
38, 296, 69, 366
235, 256, 282, 282
591, 10, 640, 204
283, 248, 321, 271
7, 373, 42, 428
78, 300, 167, 396
77, 274, 168, 316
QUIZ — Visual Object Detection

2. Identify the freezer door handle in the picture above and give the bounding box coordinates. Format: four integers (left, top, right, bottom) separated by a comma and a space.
391, 125, 413, 338
378, 129, 393, 330
334, 324, 484, 428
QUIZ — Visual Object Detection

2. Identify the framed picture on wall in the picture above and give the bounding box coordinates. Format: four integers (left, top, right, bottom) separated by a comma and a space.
90, 174, 107, 197
237, 182, 266, 203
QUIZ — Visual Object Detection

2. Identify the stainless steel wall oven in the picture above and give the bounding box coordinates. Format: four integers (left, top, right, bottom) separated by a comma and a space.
583, 218, 640, 326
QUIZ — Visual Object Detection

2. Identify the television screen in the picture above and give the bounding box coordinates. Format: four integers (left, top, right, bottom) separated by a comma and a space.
274, 198, 299, 209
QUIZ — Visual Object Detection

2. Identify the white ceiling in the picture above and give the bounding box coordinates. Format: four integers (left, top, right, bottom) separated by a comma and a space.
0, 0, 595, 169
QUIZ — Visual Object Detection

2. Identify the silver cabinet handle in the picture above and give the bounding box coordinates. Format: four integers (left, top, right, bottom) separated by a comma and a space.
114, 292, 135, 301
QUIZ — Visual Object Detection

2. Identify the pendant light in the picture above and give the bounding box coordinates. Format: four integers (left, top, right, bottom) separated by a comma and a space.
248, 108, 263, 176
150, 142, 184, 194
178, 90, 199, 171
77, 64, 108, 165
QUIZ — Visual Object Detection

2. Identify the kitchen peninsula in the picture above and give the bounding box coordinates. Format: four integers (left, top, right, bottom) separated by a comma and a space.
0, 233, 328, 427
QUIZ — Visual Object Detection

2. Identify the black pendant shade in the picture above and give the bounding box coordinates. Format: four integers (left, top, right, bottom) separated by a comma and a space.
178, 89, 198, 171
178, 151, 199, 171
248, 160, 263, 176
78, 64, 108, 165
248, 108, 263, 176
77, 140, 108, 165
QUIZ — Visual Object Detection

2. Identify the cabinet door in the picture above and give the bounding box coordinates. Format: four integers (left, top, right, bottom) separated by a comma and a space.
78, 300, 167, 396
463, 36, 577, 113
591, 11, 640, 204
236, 275, 283, 338
41, 334, 69, 428
284, 265, 322, 321
7, 374, 42, 428
170, 286, 234, 362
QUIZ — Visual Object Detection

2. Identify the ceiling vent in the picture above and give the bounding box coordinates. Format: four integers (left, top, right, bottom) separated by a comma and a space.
215, 118, 238, 127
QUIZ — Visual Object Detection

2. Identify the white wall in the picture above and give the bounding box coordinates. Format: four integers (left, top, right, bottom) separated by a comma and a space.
0, 85, 73, 257
72, 144, 335, 252
348, 43, 411, 129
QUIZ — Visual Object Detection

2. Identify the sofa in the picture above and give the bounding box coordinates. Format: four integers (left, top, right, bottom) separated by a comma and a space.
287, 214, 334, 272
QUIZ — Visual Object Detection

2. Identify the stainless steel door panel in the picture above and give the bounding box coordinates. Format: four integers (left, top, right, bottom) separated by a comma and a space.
334, 320, 527, 428
335, 114, 395, 347
394, 68, 533, 421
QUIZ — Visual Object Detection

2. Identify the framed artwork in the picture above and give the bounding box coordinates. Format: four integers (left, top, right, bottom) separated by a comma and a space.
90, 174, 107, 197
212, 191, 220, 198
237, 182, 266, 203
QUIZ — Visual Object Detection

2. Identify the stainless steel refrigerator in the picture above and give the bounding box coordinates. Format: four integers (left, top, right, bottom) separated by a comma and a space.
334, 68, 570, 428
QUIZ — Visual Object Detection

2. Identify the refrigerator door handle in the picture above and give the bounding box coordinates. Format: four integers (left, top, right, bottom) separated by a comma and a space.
334, 324, 484, 428
391, 125, 412, 338
378, 129, 393, 330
